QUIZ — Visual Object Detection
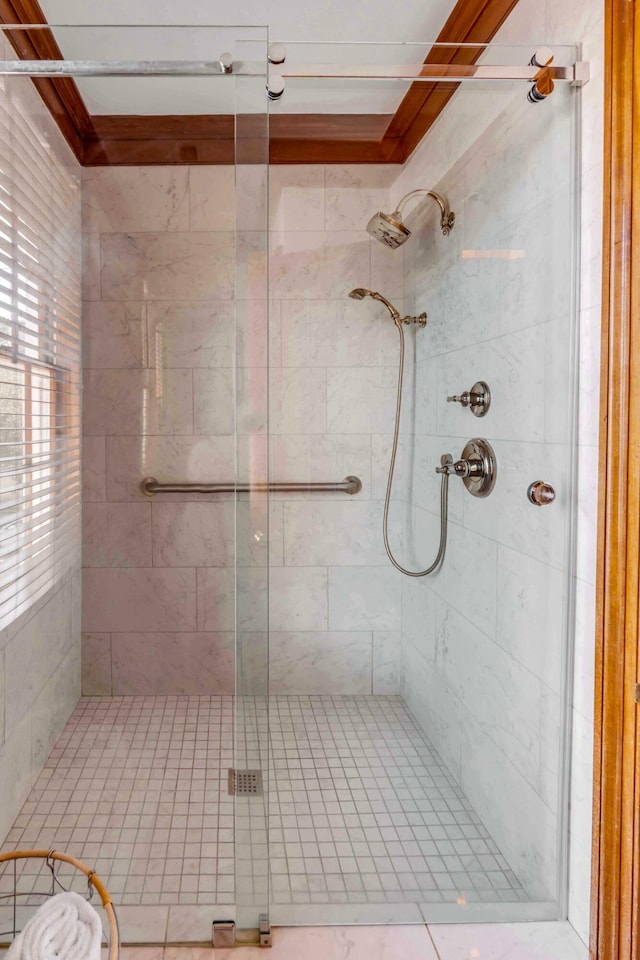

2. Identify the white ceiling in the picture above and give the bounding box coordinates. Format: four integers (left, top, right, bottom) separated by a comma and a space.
37, 0, 459, 115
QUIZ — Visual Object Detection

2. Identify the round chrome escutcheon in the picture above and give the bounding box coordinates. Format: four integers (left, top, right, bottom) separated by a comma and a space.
460, 437, 497, 498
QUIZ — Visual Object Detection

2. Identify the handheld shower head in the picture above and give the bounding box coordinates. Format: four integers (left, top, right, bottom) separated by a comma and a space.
348, 288, 400, 320
367, 189, 455, 249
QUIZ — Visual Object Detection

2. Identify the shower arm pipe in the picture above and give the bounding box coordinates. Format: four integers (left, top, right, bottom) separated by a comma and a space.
140, 476, 362, 497
392, 189, 454, 234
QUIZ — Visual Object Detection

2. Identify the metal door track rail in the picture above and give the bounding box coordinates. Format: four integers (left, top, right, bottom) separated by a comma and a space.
140, 476, 362, 496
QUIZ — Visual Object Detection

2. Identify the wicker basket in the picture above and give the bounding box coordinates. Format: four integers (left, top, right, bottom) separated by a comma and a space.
0, 849, 119, 960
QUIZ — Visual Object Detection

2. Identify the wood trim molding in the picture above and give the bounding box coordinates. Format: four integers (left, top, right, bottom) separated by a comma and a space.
592, 1, 640, 959
0, 0, 92, 161
1, 0, 520, 165
386, 0, 521, 160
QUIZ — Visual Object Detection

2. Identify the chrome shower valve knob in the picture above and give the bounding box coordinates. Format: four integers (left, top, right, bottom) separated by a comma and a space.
435, 438, 497, 498
447, 380, 491, 417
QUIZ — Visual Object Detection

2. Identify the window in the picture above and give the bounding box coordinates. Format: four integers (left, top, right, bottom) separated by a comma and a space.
0, 77, 81, 629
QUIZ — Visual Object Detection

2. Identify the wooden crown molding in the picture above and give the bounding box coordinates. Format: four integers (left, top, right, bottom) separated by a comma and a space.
0, 0, 92, 160
0, 0, 520, 165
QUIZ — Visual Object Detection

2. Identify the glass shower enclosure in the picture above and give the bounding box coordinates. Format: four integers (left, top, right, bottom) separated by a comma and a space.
0, 27, 581, 946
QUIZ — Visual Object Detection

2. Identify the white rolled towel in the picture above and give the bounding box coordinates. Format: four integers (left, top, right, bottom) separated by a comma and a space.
7, 891, 102, 960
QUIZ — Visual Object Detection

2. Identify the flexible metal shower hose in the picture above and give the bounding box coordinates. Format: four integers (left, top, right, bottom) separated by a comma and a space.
383, 319, 449, 577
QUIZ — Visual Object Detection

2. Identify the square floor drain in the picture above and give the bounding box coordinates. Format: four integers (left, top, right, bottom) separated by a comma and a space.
228, 769, 263, 796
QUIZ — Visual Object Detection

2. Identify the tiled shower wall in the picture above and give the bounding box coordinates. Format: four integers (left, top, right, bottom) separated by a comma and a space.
391, 0, 602, 941
0, 54, 81, 842
81, 164, 404, 696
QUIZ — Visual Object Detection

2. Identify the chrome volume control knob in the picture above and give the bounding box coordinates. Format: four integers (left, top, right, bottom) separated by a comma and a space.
527, 481, 556, 506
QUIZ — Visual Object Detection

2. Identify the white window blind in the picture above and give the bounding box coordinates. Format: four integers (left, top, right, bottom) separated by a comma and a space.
0, 78, 81, 630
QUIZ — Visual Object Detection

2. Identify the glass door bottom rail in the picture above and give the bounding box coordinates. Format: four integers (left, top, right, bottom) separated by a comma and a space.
0, 695, 527, 913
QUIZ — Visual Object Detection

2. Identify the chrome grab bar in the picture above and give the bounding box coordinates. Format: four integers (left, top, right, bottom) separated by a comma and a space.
141, 476, 362, 497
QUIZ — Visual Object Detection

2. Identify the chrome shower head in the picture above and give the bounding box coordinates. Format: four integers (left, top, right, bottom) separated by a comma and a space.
367, 189, 455, 249
348, 288, 371, 300
366, 211, 411, 250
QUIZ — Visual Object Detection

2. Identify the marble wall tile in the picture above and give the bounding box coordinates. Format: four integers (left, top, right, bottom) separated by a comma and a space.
269, 231, 370, 300
271, 367, 327, 435
147, 301, 234, 368
192, 368, 234, 435
270, 567, 328, 631
83, 167, 190, 234
370, 239, 404, 302
567, 707, 594, 946
111, 632, 234, 695
82, 437, 106, 502
236, 165, 268, 232
236, 231, 268, 300
459, 719, 557, 900
575, 444, 599, 587
0, 646, 5, 745
409, 513, 498, 639
83, 301, 147, 369
280, 298, 398, 368
82, 633, 112, 695
82, 234, 101, 301
328, 566, 401, 631
152, 502, 234, 567
195, 567, 235, 632
496, 545, 565, 692
83, 369, 193, 436
283, 501, 388, 567
429, 921, 588, 960
572, 577, 596, 725
434, 597, 543, 793
236, 500, 285, 568
0, 713, 33, 846
189, 167, 235, 231
236, 299, 279, 367
236, 567, 268, 632
436, 325, 547, 443
4, 580, 75, 733
237, 565, 335, 634
83, 502, 152, 568
269, 631, 372, 695
101, 232, 234, 301
401, 638, 462, 782
401, 576, 437, 663
373, 632, 401, 695
371, 432, 464, 525
497, 192, 573, 333
462, 440, 569, 569
269, 165, 325, 232
325, 165, 397, 190
83, 568, 197, 633
30, 645, 81, 774
327, 367, 398, 434
237, 631, 268, 696
105, 435, 235, 502
324, 181, 390, 234
270, 434, 372, 498
236, 365, 268, 435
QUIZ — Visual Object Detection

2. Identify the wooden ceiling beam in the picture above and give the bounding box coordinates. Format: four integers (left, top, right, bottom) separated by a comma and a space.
0, 0, 520, 165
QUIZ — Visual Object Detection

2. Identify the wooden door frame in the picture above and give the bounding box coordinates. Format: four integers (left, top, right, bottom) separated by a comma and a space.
591, 0, 640, 958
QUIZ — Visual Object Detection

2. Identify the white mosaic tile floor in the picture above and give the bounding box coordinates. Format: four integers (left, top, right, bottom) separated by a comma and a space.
1, 696, 526, 911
